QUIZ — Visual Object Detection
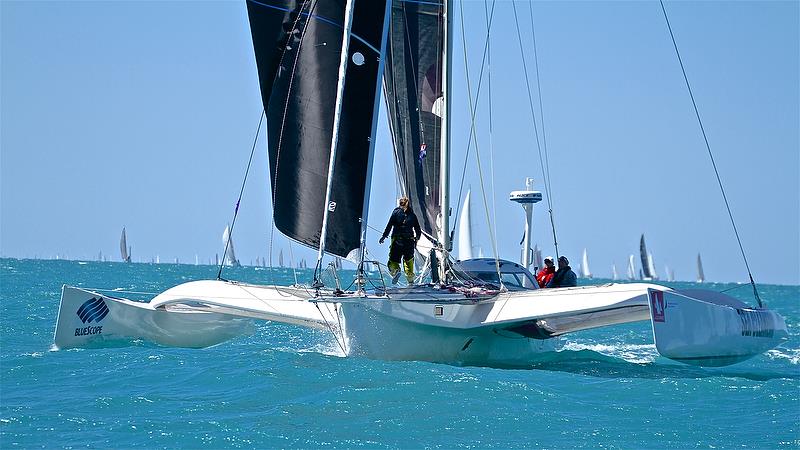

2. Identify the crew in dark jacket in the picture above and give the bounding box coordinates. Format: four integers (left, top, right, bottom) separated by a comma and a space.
379, 197, 421, 284
546, 256, 578, 288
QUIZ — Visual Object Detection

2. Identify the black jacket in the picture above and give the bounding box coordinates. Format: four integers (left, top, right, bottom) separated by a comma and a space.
547, 266, 578, 288
382, 207, 421, 241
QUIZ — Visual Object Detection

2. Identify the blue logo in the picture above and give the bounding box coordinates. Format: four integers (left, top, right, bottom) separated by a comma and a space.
76, 297, 109, 324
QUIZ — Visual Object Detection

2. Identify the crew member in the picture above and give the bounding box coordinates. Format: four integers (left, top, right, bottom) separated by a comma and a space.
536, 256, 556, 288
379, 197, 421, 284
547, 256, 578, 288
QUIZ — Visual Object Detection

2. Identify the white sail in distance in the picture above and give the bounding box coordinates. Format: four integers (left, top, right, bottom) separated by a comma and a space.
697, 253, 705, 283
647, 252, 658, 280
457, 189, 473, 261
581, 248, 592, 278
222, 225, 240, 267
533, 245, 543, 272
627, 255, 636, 280
120, 227, 131, 263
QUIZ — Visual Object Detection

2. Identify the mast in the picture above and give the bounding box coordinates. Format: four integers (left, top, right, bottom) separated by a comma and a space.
438, 0, 454, 282
317, 0, 357, 273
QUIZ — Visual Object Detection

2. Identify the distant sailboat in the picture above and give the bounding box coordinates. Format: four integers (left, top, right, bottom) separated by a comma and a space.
665, 265, 674, 282
611, 263, 618, 281
532, 245, 543, 272
581, 248, 592, 279
627, 255, 636, 280
639, 234, 657, 280
278, 249, 285, 268
456, 189, 475, 261
697, 253, 706, 283
222, 225, 241, 267
648, 252, 658, 280
120, 227, 132, 263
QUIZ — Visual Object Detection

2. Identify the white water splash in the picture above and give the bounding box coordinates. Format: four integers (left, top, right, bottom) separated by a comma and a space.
562, 341, 659, 364
766, 348, 800, 365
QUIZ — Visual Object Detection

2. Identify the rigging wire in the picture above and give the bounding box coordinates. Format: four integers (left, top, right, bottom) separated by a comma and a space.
510, 0, 559, 258
484, 0, 499, 264
217, 110, 265, 280
451, 0, 497, 234
458, 0, 504, 290
659, 0, 762, 307
526, 2, 559, 259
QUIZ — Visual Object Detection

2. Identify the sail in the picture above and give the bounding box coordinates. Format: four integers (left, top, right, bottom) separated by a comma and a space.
246, 0, 389, 258
222, 225, 240, 267
647, 252, 658, 279
383, 0, 445, 240
533, 245, 543, 271
581, 248, 592, 279
457, 189, 473, 260
119, 227, 131, 263
627, 255, 636, 280
639, 234, 654, 279
612, 263, 618, 281
697, 253, 705, 283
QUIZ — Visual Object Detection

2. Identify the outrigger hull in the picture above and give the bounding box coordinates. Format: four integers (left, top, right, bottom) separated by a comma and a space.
53, 281, 788, 368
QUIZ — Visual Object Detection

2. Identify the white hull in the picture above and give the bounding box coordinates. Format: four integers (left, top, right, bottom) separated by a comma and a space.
54, 279, 786, 367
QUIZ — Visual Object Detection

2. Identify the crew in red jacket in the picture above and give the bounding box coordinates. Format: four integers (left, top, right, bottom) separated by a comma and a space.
536, 256, 556, 288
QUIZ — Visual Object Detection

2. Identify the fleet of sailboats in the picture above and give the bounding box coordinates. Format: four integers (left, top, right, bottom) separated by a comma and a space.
53, 0, 787, 368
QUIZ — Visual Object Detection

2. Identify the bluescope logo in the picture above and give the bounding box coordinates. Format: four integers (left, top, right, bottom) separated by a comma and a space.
74, 297, 108, 336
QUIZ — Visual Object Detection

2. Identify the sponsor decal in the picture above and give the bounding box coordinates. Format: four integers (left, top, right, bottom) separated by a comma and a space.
650, 290, 665, 322
737, 309, 775, 338
75, 297, 108, 337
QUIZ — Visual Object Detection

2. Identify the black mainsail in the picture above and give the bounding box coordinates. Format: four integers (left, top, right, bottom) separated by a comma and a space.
247, 0, 388, 258
383, 0, 445, 241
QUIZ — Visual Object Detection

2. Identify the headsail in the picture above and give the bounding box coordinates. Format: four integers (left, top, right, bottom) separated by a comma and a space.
246, 0, 389, 259
383, 0, 445, 242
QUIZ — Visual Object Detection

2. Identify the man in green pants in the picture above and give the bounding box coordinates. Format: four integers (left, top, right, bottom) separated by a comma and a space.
379, 197, 422, 285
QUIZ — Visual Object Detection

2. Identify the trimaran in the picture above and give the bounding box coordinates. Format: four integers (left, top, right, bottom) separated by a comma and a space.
54, 0, 787, 368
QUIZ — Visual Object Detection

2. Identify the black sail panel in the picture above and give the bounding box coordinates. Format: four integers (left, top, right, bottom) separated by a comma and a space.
383, 0, 444, 239
247, 0, 387, 258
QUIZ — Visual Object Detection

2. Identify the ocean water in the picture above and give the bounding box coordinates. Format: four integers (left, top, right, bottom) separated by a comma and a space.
1, 258, 798, 448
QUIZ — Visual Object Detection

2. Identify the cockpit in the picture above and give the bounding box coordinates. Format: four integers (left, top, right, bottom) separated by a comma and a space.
452, 258, 538, 290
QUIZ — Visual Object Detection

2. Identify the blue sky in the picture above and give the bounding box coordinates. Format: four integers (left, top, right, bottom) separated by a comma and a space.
2, 0, 798, 285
